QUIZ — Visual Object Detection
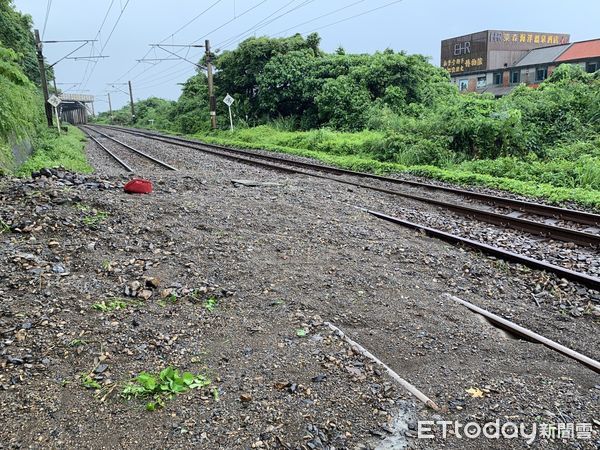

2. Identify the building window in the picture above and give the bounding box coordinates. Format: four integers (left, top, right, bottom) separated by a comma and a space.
586, 62, 598, 73
536, 67, 548, 81
511, 71, 520, 84
458, 79, 469, 91
477, 76, 487, 88
493, 72, 502, 85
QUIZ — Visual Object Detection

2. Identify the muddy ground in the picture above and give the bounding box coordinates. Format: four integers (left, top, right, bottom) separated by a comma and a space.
0, 131, 598, 449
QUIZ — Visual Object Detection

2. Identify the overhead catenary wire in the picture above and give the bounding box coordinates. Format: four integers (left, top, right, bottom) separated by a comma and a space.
215, 0, 302, 49
78, 0, 116, 89
303, 0, 404, 35
41, 0, 52, 39
272, 0, 367, 37
112, 0, 223, 84
121, 1, 270, 90
81, 0, 132, 89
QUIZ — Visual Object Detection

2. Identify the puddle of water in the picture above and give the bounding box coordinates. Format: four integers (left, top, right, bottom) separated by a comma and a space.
375, 400, 417, 450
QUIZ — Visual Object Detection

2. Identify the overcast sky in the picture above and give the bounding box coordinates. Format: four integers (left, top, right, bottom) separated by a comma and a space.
13, 0, 600, 112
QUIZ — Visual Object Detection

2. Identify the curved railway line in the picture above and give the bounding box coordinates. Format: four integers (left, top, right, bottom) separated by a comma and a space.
84, 124, 600, 290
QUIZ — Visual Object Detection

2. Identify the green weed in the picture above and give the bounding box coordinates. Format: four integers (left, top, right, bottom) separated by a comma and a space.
158, 294, 178, 307
81, 210, 109, 227
82, 374, 101, 390
203, 297, 218, 312
92, 299, 127, 312
0, 218, 9, 234
121, 366, 211, 411
69, 339, 87, 347
296, 328, 308, 337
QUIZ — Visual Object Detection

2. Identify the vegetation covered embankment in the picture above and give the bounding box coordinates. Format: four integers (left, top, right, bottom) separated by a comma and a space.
0, 0, 90, 176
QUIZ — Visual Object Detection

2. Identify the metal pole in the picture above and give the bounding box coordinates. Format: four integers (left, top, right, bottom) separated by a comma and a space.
54, 106, 61, 133
128, 80, 136, 123
205, 39, 217, 129
34, 29, 53, 127
108, 93, 113, 122
228, 105, 233, 131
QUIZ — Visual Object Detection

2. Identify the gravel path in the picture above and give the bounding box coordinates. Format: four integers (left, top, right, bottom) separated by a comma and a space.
0, 132, 598, 449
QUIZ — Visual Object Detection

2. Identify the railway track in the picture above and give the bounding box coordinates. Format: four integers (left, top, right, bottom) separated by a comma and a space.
85, 124, 600, 290
81, 126, 178, 172
91, 125, 600, 241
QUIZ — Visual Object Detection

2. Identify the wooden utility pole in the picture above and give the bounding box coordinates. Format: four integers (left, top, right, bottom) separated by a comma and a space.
107, 92, 113, 121
128, 80, 136, 123
34, 29, 53, 127
205, 40, 217, 129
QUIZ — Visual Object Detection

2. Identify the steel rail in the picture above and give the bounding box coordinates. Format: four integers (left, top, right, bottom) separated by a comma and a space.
83, 126, 178, 171
80, 128, 134, 172
98, 124, 600, 227
92, 125, 600, 247
362, 208, 600, 291
445, 294, 600, 374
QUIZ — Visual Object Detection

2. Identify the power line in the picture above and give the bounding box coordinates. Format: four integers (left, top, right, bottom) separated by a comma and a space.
112, 0, 223, 83
163, 0, 224, 42
116, 0, 269, 90
215, 0, 299, 49
272, 0, 366, 37
82, 0, 132, 89
100, 0, 131, 55
41, 0, 52, 39
78, 0, 116, 89
304, 0, 404, 34
191, 0, 270, 45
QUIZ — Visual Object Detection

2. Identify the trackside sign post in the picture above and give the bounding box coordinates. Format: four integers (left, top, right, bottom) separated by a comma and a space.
223, 94, 234, 131
47, 94, 62, 133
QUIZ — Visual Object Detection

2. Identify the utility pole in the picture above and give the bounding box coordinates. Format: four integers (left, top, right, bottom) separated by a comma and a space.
107, 92, 113, 122
34, 29, 53, 127
205, 40, 217, 130
128, 80, 136, 123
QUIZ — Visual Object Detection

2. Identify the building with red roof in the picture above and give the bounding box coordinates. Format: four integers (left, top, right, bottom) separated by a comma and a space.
441, 32, 600, 96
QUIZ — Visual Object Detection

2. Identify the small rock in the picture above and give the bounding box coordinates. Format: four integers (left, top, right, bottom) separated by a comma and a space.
240, 393, 252, 403
138, 290, 153, 300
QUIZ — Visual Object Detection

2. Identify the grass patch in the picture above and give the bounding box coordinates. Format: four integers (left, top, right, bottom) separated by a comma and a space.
16, 125, 92, 176
122, 366, 211, 411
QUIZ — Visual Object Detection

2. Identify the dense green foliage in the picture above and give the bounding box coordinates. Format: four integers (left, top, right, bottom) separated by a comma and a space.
0, 0, 49, 84
0, 0, 86, 176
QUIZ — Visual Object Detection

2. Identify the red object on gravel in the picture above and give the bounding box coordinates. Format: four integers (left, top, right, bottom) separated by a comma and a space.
124, 178, 153, 194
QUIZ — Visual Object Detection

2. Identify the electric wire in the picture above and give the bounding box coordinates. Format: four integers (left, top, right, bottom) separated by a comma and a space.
215, 0, 299, 49
121, 0, 269, 90
112, 0, 223, 83
272, 0, 366, 37
41, 0, 52, 39
303, 0, 404, 34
